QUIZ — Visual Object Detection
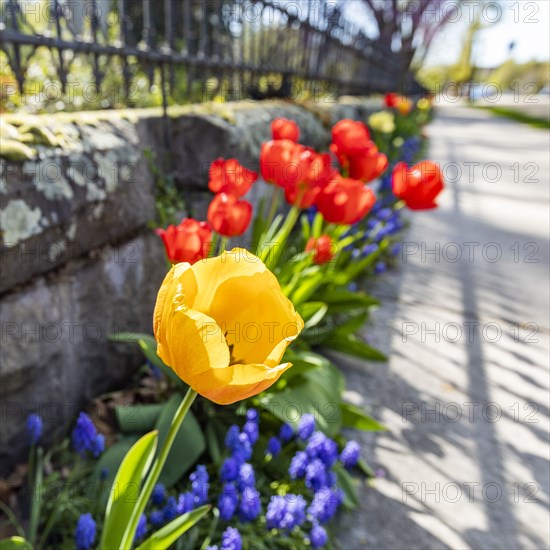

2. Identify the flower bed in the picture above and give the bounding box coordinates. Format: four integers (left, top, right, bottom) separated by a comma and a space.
0, 94, 444, 550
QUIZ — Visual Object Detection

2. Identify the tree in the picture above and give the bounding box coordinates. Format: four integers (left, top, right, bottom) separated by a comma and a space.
358, 0, 469, 69
448, 12, 483, 85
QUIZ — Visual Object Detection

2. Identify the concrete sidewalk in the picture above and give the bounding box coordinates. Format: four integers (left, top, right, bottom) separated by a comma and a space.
335, 104, 550, 550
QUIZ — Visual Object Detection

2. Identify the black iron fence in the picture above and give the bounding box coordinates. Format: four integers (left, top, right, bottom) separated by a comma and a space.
1, 0, 407, 112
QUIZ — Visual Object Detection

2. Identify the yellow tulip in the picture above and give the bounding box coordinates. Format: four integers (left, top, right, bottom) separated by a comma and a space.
368, 111, 396, 134
153, 248, 304, 405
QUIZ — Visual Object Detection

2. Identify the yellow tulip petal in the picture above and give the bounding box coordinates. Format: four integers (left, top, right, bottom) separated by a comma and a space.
189, 248, 280, 323
263, 339, 291, 368
224, 287, 304, 365
191, 362, 293, 405
153, 262, 193, 341
157, 307, 230, 385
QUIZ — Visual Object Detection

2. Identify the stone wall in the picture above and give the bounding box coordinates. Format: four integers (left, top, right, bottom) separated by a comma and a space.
0, 96, 380, 472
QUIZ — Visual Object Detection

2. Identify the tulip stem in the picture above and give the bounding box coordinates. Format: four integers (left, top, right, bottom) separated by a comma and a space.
265, 204, 301, 270
209, 233, 220, 257
120, 387, 198, 549
219, 236, 228, 254
265, 187, 282, 228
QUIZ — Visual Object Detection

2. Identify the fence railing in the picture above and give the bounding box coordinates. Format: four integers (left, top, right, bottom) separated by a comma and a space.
1, 0, 407, 112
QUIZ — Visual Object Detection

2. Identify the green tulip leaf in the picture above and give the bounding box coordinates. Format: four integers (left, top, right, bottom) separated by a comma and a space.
335, 467, 360, 509
100, 431, 158, 550
326, 334, 387, 361
135, 505, 210, 550
316, 289, 379, 313
116, 403, 165, 434
299, 301, 329, 329
259, 352, 344, 437
93, 435, 141, 488
340, 402, 386, 432
333, 312, 370, 337
291, 272, 325, 305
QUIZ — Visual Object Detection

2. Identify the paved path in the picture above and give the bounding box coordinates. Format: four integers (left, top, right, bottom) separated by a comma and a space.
335, 104, 550, 550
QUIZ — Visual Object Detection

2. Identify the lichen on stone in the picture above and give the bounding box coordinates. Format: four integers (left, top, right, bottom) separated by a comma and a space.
85, 180, 107, 202
29, 157, 74, 201
0, 199, 44, 246
80, 123, 126, 151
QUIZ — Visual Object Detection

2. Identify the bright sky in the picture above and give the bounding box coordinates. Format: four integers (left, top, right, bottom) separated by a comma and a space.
344, 0, 550, 68
426, 0, 550, 67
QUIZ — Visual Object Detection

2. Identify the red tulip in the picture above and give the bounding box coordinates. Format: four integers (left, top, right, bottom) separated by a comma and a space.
331, 119, 371, 157
306, 235, 335, 264
284, 149, 334, 208
392, 161, 444, 210
271, 118, 300, 142
384, 92, 398, 107
385, 93, 412, 115
207, 192, 252, 237
155, 218, 212, 264
348, 143, 389, 183
260, 139, 302, 188
208, 158, 258, 197
330, 120, 382, 179
316, 174, 376, 225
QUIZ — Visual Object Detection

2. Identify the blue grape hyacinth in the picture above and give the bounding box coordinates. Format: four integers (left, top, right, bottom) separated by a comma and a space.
177, 491, 195, 514
279, 423, 294, 442
363, 243, 378, 256
163, 496, 178, 521
151, 483, 166, 505
221, 526, 242, 550
306, 432, 338, 468
242, 420, 259, 446
71, 412, 104, 457
218, 483, 238, 520
228, 431, 252, 463
289, 450, 309, 479
340, 440, 361, 468
308, 487, 344, 524
309, 523, 328, 548
74, 513, 96, 550
266, 495, 287, 529
391, 242, 402, 257
297, 413, 315, 440
267, 436, 281, 456
374, 261, 386, 275
245, 408, 258, 423
238, 486, 261, 522
225, 425, 240, 449
134, 514, 147, 542
26, 413, 43, 444
149, 509, 164, 527
305, 458, 328, 491
220, 456, 239, 482
190, 465, 209, 506
266, 494, 307, 530
237, 462, 255, 491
